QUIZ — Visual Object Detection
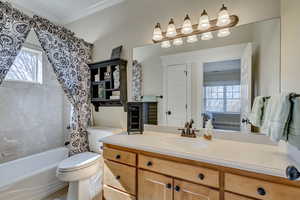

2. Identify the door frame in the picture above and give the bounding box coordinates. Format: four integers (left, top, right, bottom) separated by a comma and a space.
162, 63, 192, 126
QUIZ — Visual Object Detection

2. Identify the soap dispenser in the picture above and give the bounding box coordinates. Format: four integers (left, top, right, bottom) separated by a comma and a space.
204, 119, 213, 140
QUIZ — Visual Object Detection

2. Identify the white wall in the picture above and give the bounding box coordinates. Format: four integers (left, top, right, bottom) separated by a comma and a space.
252, 19, 281, 96
0, 31, 68, 163
281, 0, 300, 94
280, 0, 300, 161
67, 0, 280, 128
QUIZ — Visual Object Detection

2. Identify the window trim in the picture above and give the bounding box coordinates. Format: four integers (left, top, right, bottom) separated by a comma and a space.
4, 44, 43, 85
204, 85, 241, 114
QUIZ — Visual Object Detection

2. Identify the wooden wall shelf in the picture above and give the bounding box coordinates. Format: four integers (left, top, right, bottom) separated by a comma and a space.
89, 58, 128, 111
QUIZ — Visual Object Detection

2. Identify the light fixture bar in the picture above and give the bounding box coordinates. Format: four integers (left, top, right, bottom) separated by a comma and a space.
152, 15, 238, 43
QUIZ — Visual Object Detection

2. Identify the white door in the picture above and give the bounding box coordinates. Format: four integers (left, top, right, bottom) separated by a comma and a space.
165, 64, 189, 127
240, 43, 252, 133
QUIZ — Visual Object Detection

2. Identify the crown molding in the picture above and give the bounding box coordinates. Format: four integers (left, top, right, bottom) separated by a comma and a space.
8, 0, 125, 25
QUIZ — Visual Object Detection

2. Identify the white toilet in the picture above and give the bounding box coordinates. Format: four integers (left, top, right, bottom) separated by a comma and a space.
56, 152, 102, 200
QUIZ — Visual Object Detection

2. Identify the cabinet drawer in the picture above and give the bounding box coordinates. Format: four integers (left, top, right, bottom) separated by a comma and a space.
103, 147, 136, 166
225, 192, 255, 200
225, 173, 300, 200
104, 160, 136, 195
139, 155, 219, 188
103, 185, 136, 200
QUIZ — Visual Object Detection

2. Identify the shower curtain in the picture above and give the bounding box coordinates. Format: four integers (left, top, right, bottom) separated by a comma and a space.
0, 1, 32, 84
0, 1, 93, 155
33, 16, 93, 155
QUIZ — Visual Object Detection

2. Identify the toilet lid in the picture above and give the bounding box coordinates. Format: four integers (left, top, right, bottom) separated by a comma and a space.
58, 152, 101, 172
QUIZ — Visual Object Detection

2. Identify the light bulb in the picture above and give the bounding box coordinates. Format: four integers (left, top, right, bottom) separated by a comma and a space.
166, 18, 177, 38
181, 14, 193, 34
217, 28, 231, 37
198, 10, 210, 31
217, 4, 231, 27
152, 23, 163, 41
201, 32, 213, 40
161, 40, 171, 48
187, 35, 198, 43
173, 38, 184, 46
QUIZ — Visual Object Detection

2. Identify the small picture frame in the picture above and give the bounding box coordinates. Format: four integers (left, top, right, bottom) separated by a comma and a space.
111, 45, 123, 59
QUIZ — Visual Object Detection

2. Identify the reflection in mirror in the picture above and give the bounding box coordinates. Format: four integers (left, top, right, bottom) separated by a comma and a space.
132, 18, 280, 133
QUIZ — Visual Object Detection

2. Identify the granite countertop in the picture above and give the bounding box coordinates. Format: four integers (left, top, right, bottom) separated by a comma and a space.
100, 131, 300, 178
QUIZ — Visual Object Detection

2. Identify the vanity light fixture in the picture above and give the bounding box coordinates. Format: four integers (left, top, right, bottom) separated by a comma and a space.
152, 4, 238, 48
173, 38, 184, 46
152, 23, 163, 41
201, 32, 213, 40
161, 40, 171, 48
198, 10, 210, 31
187, 35, 198, 43
166, 18, 177, 38
217, 28, 231, 37
181, 14, 193, 34
216, 4, 231, 27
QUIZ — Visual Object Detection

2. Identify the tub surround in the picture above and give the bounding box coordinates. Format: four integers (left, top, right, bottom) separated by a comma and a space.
101, 131, 299, 178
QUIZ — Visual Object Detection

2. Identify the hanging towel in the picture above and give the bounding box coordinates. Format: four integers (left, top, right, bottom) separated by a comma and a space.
249, 96, 266, 127
260, 97, 273, 134
287, 97, 300, 149
267, 93, 292, 142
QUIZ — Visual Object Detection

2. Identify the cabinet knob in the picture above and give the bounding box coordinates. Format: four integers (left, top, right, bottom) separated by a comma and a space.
116, 175, 121, 180
257, 187, 266, 196
198, 173, 205, 180
115, 154, 121, 159
286, 165, 300, 181
166, 183, 172, 189
174, 185, 180, 192
147, 161, 153, 167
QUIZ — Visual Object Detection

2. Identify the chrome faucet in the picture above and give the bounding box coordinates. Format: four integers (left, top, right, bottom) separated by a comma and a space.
178, 119, 198, 138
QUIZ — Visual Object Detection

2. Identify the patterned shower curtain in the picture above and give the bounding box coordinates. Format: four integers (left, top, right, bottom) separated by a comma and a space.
0, 2, 93, 155
0, 1, 32, 84
32, 16, 93, 155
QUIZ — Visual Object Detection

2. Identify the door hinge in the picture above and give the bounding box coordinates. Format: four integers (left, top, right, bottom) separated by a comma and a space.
184, 71, 187, 76
185, 104, 188, 109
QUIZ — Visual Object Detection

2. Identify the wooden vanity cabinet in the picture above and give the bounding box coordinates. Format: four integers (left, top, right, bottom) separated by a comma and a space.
103, 144, 300, 200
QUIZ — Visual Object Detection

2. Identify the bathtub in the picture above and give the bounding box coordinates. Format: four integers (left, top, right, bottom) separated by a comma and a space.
0, 147, 69, 200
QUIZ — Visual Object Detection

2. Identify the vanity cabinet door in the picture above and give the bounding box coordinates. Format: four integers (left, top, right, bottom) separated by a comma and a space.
138, 170, 173, 200
174, 179, 219, 200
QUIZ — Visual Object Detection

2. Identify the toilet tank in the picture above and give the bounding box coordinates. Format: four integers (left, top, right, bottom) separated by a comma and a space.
87, 127, 123, 153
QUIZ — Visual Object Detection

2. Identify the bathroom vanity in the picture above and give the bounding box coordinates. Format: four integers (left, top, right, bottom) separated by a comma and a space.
101, 132, 300, 200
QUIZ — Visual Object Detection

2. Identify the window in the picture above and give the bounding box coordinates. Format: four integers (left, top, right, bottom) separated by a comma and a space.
204, 85, 241, 113
5, 46, 43, 83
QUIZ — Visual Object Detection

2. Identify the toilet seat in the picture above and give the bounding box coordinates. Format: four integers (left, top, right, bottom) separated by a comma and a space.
57, 152, 101, 173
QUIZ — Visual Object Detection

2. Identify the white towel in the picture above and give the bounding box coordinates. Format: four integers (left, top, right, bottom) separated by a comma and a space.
249, 96, 266, 127
267, 93, 292, 142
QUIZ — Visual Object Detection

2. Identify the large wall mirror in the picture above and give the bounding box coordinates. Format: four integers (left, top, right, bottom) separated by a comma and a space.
132, 18, 280, 133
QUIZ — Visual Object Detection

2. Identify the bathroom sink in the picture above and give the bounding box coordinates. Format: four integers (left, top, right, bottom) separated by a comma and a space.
159, 137, 208, 153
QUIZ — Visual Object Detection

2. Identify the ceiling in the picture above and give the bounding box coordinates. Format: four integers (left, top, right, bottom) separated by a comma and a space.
9, 0, 125, 24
